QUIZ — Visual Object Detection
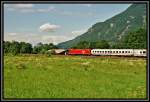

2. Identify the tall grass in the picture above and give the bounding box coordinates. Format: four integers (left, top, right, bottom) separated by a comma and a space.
4, 55, 146, 98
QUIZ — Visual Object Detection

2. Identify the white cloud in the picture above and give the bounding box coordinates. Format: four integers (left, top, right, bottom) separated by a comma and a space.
5, 4, 56, 13
7, 8, 16, 11
41, 35, 72, 45
5, 4, 35, 13
4, 32, 72, 45
19, 9, 35, 13
83, 4, 92, 7
36, 6, 55, 13
55, 9, 95, 17
8, 33, 18, 36
48, 6, 55, 10
36, 9, 48, 13
39, 23, 61, 32
78, 4, 92, 7
5, 4, 94, 17
5, 4, 34, 9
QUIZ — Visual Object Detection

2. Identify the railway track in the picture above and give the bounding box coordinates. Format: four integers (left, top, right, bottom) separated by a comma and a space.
53, 55, 147, 60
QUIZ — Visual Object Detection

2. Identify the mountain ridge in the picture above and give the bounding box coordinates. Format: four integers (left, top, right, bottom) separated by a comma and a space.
57, 3, 146, 48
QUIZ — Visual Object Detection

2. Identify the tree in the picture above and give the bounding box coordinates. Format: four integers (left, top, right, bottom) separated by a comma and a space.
20, 42, 27, 53
73, 41, 90, 49
48, 43, 58, 49
25, 43, 33, 53
4, 41, 11, 53
72, 40, 110, 49
32, 42, 57, 54
122, 28, 146, 49
111, 41, 124, 49
19, 42, 32, 53
89, 42, 97, 49
94, 40, 110, 49
9, 41, 20, 55
32, 46, 39, 54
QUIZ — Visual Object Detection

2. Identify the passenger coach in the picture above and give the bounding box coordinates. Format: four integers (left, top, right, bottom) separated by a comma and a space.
91, 49, 146, 57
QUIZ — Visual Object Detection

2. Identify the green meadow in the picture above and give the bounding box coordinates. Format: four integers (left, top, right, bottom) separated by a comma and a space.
4, 55, 147, 99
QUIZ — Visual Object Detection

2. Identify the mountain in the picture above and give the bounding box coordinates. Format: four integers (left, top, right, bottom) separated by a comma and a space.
57, 4, 146, 49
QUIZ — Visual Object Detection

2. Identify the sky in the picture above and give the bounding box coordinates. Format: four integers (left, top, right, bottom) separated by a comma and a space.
4, 3, 131, 45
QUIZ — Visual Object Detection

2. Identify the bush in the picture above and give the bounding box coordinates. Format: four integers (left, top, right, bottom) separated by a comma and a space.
44, 51, 52, 57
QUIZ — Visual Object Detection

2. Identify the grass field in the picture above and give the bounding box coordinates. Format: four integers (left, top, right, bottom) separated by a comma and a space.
4, 55, 147, 99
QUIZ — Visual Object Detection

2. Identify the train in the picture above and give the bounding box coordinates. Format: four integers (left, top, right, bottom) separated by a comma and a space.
67, 49, 147, 57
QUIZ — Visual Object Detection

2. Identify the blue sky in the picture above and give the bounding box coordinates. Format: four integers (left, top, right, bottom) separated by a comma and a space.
4, 3, 131, 45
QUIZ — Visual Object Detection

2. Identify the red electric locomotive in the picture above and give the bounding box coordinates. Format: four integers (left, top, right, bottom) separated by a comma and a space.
67, 49, 91, 55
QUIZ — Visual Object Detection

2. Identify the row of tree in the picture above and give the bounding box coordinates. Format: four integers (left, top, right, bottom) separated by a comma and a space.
72, 28, 146, 49
3, 41, 58, 55
32, 42, 58, 54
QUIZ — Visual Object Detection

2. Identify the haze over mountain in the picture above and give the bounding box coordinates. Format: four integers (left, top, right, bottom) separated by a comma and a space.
57, 4, 146, 48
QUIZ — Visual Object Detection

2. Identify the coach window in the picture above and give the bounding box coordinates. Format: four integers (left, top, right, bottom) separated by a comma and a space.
125, 51, 127, 53
140, 51, 142, 54
143, 51, 146, 53
105, 51, 107, 53
122, 51, 124, 53
116, 51, 118, 53
102, 51, 104, 53
108, 51, 110, 53
119, 51, 121, 53
128, 51, 130, 53
110, 51, 112, 53
113, 51, 115, 53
